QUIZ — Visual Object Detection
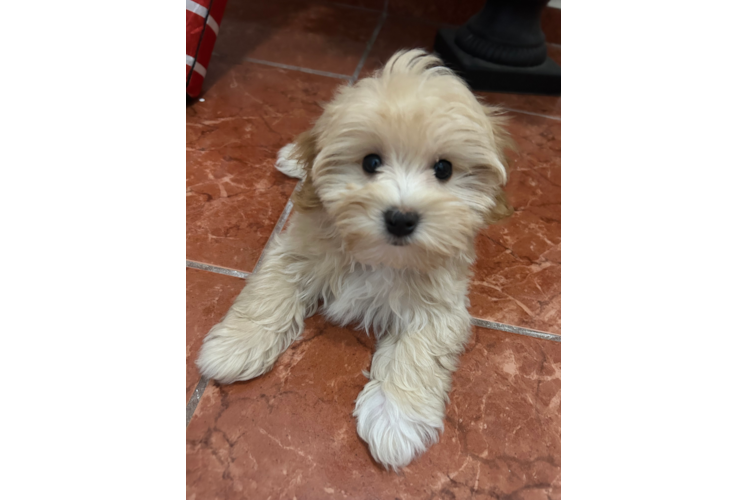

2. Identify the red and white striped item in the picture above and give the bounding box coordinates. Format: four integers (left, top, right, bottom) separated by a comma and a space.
186, 0, 228, 98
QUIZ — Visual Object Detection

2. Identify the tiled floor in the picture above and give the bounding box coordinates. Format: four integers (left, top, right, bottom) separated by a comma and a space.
187, 1, 561, 498
187, 319, 560, 499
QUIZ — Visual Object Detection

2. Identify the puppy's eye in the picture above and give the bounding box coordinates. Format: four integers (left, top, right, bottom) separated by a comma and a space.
362, 154, 382, 174
433, 159, 452, 181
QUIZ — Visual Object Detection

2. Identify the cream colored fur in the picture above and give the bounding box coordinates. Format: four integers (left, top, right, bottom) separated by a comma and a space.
197, 50, 512, 471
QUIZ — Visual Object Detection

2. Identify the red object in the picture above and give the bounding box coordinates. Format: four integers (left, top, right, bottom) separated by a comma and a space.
186, 0, 228, 98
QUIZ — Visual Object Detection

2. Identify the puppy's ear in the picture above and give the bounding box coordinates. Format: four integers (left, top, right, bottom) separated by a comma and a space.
483, 105, 516, 224
290, 130, 323, 212
485, 186, 514, 224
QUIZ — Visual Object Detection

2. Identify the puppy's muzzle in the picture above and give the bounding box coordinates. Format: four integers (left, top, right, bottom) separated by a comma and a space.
384, 209, 419, 238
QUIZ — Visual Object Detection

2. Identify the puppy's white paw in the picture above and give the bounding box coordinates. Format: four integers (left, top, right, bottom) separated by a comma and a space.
353, 380, 443, 470
275, 143, 306, 180
196, 322, 285, 384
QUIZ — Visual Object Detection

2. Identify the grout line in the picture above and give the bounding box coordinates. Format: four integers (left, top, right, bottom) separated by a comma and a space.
186, 375, 209, 426
243, 57, 352, 81
350, 6, 388, 82
383, 12, 457, 29
502, 107, 561, 121
252, 182, 299, 273
186, 260, 251, 279
470, 317, 561, 342
185, 262, 560, 343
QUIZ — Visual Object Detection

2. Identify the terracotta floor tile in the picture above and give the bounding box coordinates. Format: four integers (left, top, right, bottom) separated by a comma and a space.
542, 7, 561, 45
186, 269, 246, 403
388, 0, 485, 26
331, 0, 386, 10
187, 320, 560, 498
187, 61, 341, 271
207, 0, 382, 80
469, 113, 561, 334
358, 14, 441, 79
481, 91, 561, 120
548, 44, 561, 65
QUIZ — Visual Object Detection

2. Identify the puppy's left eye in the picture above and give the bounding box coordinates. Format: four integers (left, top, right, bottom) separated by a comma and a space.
433, 159, 452, 181
362, 154, 382, 174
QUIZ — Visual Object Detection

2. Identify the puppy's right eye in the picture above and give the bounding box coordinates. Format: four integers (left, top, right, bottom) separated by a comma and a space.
362, 154, 382, 174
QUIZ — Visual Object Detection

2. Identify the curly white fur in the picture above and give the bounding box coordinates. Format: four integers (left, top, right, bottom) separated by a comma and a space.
196, 49, 512, 470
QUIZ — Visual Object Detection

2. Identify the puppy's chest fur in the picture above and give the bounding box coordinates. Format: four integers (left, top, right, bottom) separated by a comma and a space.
323, 266, 454, 334
323, 265, 471, 339
286, 212, 472, 337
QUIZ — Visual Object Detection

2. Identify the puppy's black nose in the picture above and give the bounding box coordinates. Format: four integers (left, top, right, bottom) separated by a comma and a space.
384, 209, 419, 237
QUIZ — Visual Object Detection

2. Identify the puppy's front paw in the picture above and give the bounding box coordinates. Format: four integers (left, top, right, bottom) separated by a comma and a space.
196, 322, 285, 384
353, 380, 443, 470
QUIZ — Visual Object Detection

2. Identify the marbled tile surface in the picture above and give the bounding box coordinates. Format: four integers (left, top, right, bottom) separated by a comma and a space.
187, 317, 560, 499
542, 7, 561, 45
387, 0, 486, 26
209, 0, 382, 78
187, 61, 341, 272
470, 113, 561, 334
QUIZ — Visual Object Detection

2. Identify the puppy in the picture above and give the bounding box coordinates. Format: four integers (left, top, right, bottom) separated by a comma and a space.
196, 49, 513, 470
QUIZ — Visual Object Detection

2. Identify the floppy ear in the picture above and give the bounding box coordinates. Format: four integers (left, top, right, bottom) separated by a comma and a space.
485, 186, 514, 224
483, 106, 516, 224
290, 130, 323, 212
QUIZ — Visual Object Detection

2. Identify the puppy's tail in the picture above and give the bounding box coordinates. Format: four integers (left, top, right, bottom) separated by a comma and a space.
275, 143, 306, 180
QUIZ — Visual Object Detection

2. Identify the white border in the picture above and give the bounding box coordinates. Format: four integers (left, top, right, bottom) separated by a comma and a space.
561, 369, 577, 500
561, 368, 577, 398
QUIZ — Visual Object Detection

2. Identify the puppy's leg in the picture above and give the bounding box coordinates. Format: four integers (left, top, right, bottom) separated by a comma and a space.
196, 236, 313, 384
354, 311, 471, 470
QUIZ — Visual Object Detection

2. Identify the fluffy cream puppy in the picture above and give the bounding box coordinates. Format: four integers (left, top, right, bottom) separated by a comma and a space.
197, 49, 513, 470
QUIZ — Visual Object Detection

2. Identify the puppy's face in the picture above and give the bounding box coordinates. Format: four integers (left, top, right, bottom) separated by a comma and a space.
295, 51, 512, 271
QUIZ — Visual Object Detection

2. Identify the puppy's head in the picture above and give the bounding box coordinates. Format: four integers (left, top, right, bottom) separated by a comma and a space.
293, 49, 513, 270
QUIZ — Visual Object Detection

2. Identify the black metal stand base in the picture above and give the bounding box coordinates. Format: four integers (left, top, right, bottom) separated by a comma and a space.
435, 27, 560, 95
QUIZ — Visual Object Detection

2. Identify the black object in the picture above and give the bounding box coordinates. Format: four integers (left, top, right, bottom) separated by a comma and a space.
433, 160, 453, 180
362, 154, 383, 174
384, 210, 420, 238
434, 0, 560, 95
